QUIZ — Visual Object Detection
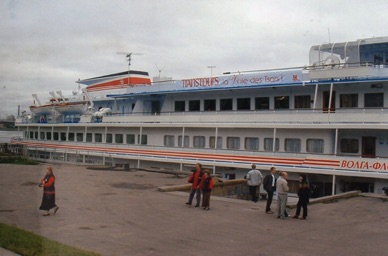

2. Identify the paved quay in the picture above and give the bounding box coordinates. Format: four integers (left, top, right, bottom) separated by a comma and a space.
0, 247, 20, 256
1, 164, 388, 256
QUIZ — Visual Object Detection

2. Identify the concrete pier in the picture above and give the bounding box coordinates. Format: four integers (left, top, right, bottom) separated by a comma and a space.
0, 164, 387, 256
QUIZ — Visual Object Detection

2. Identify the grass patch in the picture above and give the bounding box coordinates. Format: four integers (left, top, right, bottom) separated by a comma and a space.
0, 223, 101, 256
0, 155, 39, 165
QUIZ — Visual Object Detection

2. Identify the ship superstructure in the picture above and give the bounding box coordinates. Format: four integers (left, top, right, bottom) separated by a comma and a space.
13, 37, 388, 196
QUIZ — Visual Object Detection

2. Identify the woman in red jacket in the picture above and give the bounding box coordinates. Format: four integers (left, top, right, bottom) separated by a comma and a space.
39, 166, 59, 216
186, 163, 203, 207
201, 169, 214, 211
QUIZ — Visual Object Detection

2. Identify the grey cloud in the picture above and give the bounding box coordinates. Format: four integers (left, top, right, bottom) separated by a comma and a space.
0, 0, 386, 116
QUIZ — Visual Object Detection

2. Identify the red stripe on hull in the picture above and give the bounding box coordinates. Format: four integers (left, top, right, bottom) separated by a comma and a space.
15, 141, 341, 169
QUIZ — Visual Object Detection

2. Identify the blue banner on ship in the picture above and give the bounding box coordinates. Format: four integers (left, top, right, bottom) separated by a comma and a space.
178, 69, 304, 90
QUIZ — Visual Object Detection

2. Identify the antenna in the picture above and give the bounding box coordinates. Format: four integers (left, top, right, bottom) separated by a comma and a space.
155, 64, 166, 78
328, 28, 331, 43
117, 52, 144, 70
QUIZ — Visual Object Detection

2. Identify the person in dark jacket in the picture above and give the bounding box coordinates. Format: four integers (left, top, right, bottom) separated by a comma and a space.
263, 167, 277, 214
186, 163, 203, 207
292, 174, 310, 220
39, 166, 59, 216
200, 169, 214, 210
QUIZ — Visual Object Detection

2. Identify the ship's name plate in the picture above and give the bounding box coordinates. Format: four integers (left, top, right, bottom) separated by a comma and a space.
341, 160, 388, 171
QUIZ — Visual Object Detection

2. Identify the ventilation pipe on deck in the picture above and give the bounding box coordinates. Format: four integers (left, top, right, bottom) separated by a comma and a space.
49, 91, 61, 103
81, 88, 94, 108
32, 94, 42, 106
56, 90, 67, 102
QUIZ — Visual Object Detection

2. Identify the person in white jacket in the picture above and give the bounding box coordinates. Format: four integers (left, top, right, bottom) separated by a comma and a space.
245, 164, 263, 202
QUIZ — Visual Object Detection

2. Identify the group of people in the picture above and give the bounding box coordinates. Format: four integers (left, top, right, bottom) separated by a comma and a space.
39, 163, 309, 219
185, 163, 214, 210
247, 165, 310, 220
185, 163, 310, 220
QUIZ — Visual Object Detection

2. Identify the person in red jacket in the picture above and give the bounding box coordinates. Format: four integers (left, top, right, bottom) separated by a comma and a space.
200, 169, 214, 210
186, 163, 203, 207
39, 166, 59, 216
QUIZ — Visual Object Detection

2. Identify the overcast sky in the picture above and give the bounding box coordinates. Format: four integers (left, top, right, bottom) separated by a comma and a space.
1, 0, 387, 117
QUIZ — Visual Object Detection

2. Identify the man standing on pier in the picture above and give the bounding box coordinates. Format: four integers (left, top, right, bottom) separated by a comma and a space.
246, 164, 263, 202
276, 171, 289, 219
263, 167, 277, 214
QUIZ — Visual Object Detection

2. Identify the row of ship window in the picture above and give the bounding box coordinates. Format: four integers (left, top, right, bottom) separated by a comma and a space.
174, 93, 384, 111
26, 131, 361, 154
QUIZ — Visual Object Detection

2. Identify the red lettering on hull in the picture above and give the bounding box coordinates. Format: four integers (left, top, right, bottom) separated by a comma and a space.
341, 160, 388, 171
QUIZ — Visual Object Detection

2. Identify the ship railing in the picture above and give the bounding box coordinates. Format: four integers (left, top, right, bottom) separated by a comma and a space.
98, 107, 388, 125
308, 62, 388, 80
16, 107, 388, 125
308, 61, 387, 70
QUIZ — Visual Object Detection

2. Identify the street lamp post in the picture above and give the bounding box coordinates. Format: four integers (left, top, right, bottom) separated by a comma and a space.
207, 65, 216, 77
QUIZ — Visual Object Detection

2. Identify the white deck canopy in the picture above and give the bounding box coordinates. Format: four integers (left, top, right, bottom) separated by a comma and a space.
308, 37, 388, 80
309, 36, 388, 68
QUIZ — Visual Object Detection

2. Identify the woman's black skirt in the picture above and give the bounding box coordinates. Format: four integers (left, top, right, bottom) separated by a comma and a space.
39, 193, 56, 210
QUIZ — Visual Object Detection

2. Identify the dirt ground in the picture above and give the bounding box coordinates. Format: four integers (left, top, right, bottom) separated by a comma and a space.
0, 163, 388, 256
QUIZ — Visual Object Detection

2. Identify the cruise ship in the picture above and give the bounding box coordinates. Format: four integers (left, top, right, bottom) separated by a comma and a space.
12, 37, 388, 197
